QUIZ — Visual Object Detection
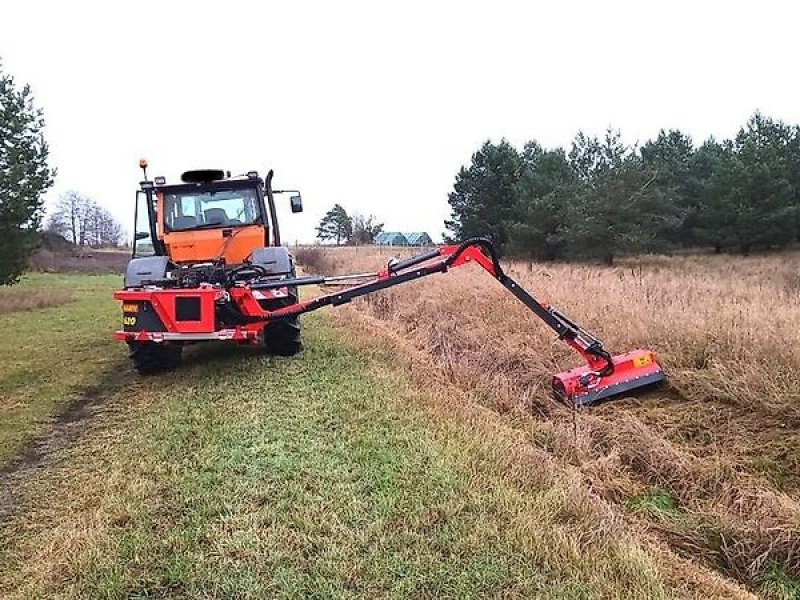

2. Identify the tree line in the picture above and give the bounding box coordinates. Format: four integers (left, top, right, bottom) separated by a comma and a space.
445, 113, 800, 263
316, 203, 384, 245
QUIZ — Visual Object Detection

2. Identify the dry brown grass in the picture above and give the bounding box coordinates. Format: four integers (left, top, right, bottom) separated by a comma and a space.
291, 244, 406, 275
28, 248, 129, 274
303, 246, 800, 597
0, 284, 73, 315
291, 245, 335, 273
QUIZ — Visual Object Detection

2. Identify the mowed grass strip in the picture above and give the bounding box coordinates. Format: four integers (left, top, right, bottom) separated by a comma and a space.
1, 311, 672, 599
0, 273, 122, 466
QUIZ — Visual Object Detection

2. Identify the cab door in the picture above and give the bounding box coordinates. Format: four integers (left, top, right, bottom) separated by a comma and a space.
132, 190, 158, 258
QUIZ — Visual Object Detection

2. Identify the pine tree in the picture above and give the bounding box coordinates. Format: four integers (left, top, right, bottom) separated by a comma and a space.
785, 125, 800, 242
443, 139, 522, 252
728, 113, 796, 253
0, 59, 54, 284
565, 130, 674, 264
640, 129, 694, 246
508, 141, 576, 259
691, 139, 736, 252
315, 204, 352, 245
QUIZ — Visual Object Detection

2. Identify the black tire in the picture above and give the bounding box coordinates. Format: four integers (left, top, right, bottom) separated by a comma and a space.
127, 341, 182, 375
260, 260, 303, 357
262, 317, 303, 356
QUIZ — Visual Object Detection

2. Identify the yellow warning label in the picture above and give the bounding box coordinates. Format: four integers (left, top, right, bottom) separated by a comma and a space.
633, 354, 652, 368
122, 303, 139, 313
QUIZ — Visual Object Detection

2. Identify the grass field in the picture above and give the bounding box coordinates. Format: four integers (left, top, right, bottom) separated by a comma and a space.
0, 272, 691, 599
0, 273, 120, 467
0, 255, 795, 597
307, 245, 800, 598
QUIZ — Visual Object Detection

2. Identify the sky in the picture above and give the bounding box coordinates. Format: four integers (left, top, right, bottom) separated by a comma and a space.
2, 0, 800, 243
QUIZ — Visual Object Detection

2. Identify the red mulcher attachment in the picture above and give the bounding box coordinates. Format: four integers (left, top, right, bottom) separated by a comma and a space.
552, 348, 665, 407
525, 301, 666, 406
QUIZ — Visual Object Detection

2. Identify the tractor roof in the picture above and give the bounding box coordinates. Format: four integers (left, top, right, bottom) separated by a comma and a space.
142, 170, 262, 192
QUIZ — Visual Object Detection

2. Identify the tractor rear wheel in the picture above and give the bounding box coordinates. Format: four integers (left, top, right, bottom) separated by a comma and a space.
127, 341, 182, 375
260, 263, 303, 356
263, 317, 303, 356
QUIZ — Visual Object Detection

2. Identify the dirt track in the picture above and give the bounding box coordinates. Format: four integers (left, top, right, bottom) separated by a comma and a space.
0, 369, 123, 526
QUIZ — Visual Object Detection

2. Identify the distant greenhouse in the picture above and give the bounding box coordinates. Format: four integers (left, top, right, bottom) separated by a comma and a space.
375, 231, 433, 246
405, 232, 433, 246
375, 232, 409, 246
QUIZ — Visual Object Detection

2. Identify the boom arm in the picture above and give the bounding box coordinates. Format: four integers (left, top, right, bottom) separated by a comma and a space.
251, 237, 616, 376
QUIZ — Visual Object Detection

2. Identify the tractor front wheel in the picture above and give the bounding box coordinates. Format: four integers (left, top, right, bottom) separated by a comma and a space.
127, 341, 183, 375
262, 318, 303, 356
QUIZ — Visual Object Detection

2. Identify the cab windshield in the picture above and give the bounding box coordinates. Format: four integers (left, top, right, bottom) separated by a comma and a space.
163, 187, 261, 231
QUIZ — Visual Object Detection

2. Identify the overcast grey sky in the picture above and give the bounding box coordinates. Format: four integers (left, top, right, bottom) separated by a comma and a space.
2, 1, 799, 243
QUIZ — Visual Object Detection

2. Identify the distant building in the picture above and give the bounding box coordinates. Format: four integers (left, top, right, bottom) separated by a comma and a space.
374, 231, 434, 246
375, 231, 409, 246
405, 231, 433, 246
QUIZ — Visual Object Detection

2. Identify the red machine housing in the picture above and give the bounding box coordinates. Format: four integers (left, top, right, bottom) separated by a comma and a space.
553, 349, 664, 406
114, 284, 291, 343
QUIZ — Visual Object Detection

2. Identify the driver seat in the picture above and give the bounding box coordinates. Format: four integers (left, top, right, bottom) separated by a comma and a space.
204, 208, 229, 225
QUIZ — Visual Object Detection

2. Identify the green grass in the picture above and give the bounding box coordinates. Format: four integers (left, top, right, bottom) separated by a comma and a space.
759, 561, 800, 600
625, 487, 681, 518
0, 272, 122, 466
1, 274, 674, 599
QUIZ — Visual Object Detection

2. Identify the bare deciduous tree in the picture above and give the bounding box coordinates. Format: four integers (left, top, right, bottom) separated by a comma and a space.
46, 191, 123, 248
350, 213, 384, 245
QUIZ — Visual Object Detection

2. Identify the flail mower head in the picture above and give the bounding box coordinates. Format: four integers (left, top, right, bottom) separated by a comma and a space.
552, 348, 665, 406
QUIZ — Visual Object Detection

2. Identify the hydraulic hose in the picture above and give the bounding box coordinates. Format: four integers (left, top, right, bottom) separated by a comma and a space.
586, 342, 615, 377
443, 237, 505, 278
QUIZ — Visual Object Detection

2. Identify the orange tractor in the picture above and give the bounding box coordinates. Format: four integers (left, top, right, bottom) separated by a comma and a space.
115, 161, 664, 406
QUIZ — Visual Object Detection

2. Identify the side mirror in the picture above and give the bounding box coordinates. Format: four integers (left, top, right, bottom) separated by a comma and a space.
290, 195, 303, 213
135, 231, 150, 240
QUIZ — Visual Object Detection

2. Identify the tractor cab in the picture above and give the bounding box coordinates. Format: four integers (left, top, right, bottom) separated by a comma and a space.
132, 162, 303, 265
